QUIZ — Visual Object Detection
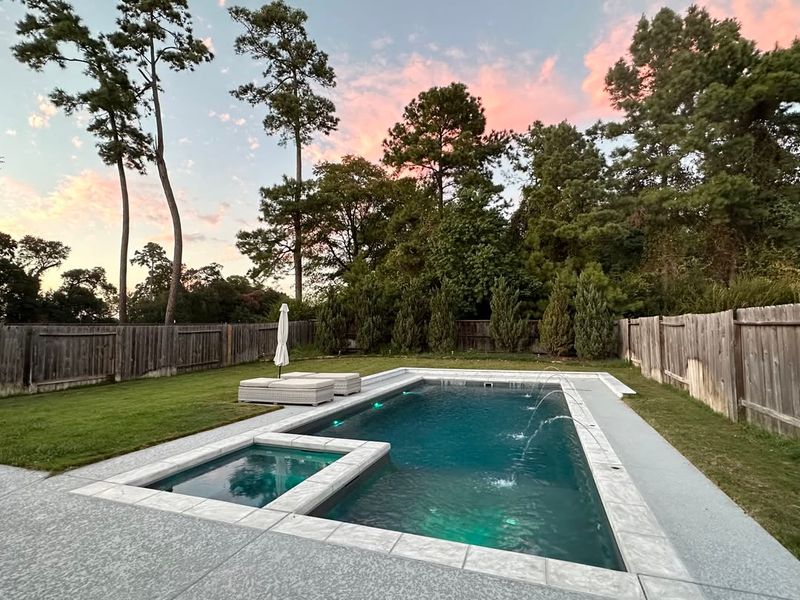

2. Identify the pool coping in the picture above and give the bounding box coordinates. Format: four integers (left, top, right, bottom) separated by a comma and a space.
70, 368, 689, 600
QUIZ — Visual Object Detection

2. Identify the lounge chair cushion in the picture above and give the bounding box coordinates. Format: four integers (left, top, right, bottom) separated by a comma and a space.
239, 377, 281, 388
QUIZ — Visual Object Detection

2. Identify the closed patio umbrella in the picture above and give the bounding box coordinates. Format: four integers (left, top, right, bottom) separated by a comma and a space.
274, 303, 290, 377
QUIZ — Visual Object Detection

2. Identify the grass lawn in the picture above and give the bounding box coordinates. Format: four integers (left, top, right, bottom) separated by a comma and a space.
1, 352, 798, 558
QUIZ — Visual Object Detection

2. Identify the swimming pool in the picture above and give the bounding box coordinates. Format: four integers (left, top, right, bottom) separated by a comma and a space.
79, 368, 688, 598
305, 382, 623, 570
147, 445, 342, 508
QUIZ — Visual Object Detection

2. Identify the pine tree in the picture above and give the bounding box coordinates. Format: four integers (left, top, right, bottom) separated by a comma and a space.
355, 278, 383, 353
316, 289, 346, 355
574, 270, 615, 359
392, 283, 426, 353
539, 274, 573, 356
489, 276, 528, 352
428, 283, 457, 352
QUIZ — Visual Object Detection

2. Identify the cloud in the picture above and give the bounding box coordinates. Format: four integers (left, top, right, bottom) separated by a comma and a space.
28, 95, 57, 129
701, 0, 800, 49
581, 17, 637, 113
234, 118, 246, 126
306, 51, 592, 163
579, 0, 800, 118
248, 136, 260, 150
218, 0, 226, 6
202, 37, 215, 53
70, 136, 83, 149
4, 129, 16, 136
444, 47, 466, 60
370, 35, 393, 50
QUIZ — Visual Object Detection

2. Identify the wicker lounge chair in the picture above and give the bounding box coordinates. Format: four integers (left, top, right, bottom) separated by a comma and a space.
238, 377, 334, 405
280, 371, 361, 395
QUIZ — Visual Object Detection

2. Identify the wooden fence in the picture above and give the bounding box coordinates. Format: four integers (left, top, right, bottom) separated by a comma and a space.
0, 321, 315, 397
456, 320, 543, 353
619, 304, 800, 438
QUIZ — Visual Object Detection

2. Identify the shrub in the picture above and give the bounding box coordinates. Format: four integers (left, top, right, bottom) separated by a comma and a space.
489, 276, 528, 352
428, 282, 457, 352
315, 289, 346, 354
539, 274, 573, 356
355, 277, 384, 353
392, 283, 426, 353
574, 269, 615, 359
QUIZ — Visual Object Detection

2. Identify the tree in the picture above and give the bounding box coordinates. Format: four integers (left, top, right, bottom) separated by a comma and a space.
601, 6, 790, 281
308, 156, 395, 278
392, 281, 427, 353
539, 273, 573, 356
353, 275, 384, 353
229, 1, 338, 301
426, 182, 518, 316
512, 121, 634, 275
0, 233, 39, 322
574, 268, 615, 359
113, 0, 213, 325
489, 276, 528, 352
428, 282, 457, 352
15, 235, 70, 280
13, 0, 151, 322
44, 267, 117, 322
383, 82, 507, 210
316, 289, 347, 354
236, 177, 314, 286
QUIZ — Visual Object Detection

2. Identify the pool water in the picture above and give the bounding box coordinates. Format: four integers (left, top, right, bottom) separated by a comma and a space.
147, 445, 341, 508
309, 382, 623, 570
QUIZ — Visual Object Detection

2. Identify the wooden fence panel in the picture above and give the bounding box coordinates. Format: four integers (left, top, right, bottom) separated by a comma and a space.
0, 320, 318, 398
686, 311, 738, 420
0, 326, 27, 396
736, 304, 800, 436
28, 325, 118, 392
620, 303, 800, 437
661, 316, 689, 390
175, 325, 225, 373
636, 317, 663, 382
455, 320, 541, 352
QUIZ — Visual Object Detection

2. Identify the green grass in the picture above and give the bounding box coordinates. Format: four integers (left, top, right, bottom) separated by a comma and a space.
0, 351, 797, 558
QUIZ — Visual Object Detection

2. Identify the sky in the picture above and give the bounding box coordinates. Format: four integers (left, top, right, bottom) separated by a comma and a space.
1, 0, 798, 296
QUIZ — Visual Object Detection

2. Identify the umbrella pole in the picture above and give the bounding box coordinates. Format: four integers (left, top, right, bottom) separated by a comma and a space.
278, 365, 282, 378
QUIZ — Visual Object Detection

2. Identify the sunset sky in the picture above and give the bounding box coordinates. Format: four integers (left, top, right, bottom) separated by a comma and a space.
1, 0, 798, 295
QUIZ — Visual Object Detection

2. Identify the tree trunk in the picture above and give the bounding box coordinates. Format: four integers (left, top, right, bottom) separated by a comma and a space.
115, 156, 130, 323
149, 37, 182, 325
293, 129, 303, 303
436, 171, 444, 211
109, 113, 130, 323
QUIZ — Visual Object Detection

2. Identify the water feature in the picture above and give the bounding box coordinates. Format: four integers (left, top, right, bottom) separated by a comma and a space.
307, 382, 623, 570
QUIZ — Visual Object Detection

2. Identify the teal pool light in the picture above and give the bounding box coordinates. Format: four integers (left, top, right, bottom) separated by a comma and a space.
373, 402, 383, 409
333, 419, 344, 427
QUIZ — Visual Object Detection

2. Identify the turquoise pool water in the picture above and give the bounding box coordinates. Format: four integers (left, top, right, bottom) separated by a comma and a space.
309, 382, 623, 570
147, 445, 341, 508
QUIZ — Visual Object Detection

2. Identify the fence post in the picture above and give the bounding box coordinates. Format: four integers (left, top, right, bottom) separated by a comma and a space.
22, 326, 34, 391
732, 309, 746, 423
657, 316, 665, 383
114, 325, 123, 382
226, 323, 233, 366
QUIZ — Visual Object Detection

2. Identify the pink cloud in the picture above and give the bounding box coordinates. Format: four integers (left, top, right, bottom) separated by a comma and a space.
307, 52, 591, 163
581, 17, 637, 115
701, 0, 800, 49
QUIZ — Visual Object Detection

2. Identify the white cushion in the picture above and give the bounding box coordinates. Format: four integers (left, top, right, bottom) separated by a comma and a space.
239, 377, 280, 388
268, 378, 334, 390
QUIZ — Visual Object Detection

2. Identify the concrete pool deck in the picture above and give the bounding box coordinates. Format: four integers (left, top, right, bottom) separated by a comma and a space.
1, 371, 798, 599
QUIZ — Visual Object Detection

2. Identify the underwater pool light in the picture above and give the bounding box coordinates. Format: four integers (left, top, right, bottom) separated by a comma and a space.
373, 402, 383, 409
333, 419, 344, 427
504, 517, 518, 526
